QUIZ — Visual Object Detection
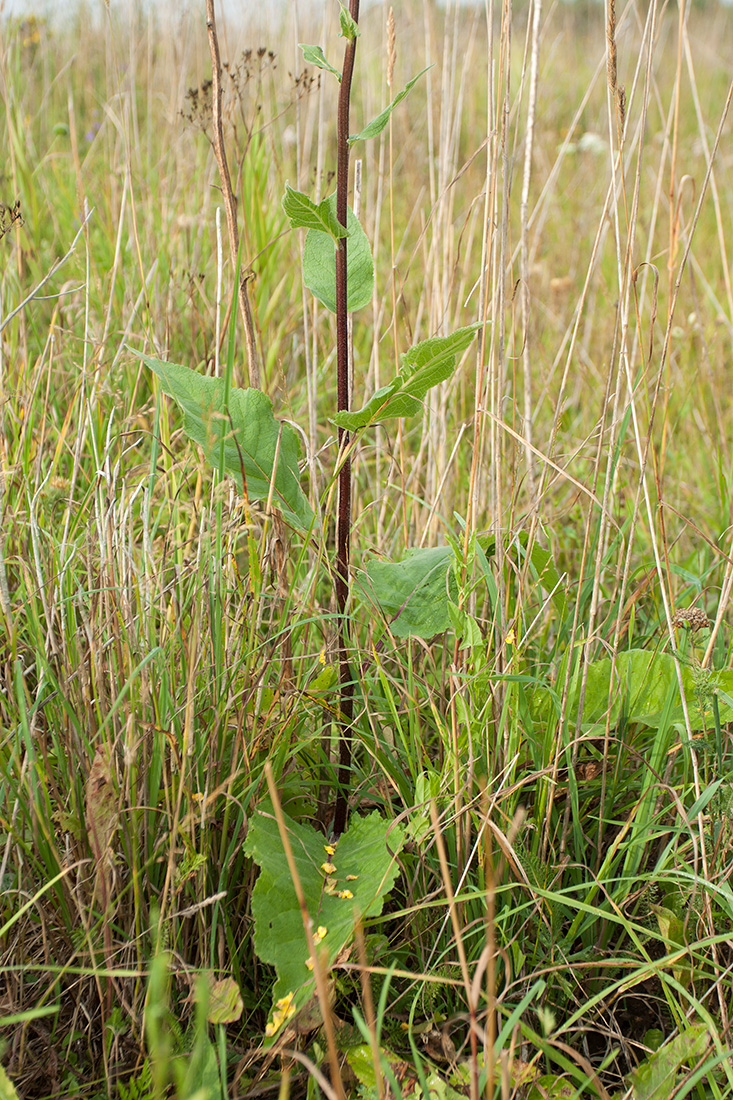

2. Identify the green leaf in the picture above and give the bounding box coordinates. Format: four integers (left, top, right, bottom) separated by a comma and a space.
628, 1024, 708, 1100
651, 905, 684, 947
363, 546, 457, 639
350, 66, 431, 144
527, 1077, 576, 1100
339, 5, 360, 40
651, 906, 692, 988
575, 649, 733, 731
644, 1029, 665, 1053
333, 324, 481, 430
135, 353, 313, 532
346, 1045, 383, 1091
282, 184, 348, 239
329, 381, 401, 432
302, 195, 374, 314
176, 1037, 220, 1100
207, 978, 243, 1025
244, 806, 403, 1029
298, 43, 341, 81
0, 1065, 21, 1100
524, 539, 568, 618
447, 599, 484, 651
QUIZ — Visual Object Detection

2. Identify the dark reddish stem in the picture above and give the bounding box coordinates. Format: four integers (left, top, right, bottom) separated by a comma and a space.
333, 1, 360, 837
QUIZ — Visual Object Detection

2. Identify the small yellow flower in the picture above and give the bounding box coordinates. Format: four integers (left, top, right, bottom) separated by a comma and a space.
338, 889, 354, 900
314, 926, 327, 944
346, 874, 358, 881
321, 862, 337, 875
506, 627, 516, 646
324, 843, 336, 856
319, 649, 327, 665
305, 957, 314, 970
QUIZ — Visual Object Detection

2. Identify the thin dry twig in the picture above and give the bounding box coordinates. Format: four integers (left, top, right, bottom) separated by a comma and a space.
205, 0, 261, 389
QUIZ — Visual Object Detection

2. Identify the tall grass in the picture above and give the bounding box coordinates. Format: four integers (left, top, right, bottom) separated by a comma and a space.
1, 0, 733, 1097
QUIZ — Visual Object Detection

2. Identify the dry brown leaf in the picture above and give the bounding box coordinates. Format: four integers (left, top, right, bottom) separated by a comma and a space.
85, 746, 118, 903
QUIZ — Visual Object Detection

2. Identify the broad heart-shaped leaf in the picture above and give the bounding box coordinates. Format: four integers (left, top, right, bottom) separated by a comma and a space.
332, 324, 481, 430
298, 43, 341, 81
302, 195, 374, 314
282, 184, 347, 240
137, 353, 313, 532
362, 546, 458, 640
628, 1024, 708, 1100
349, 66, 431, 144
535, 648, 733, 732
244, 805, 403, 1032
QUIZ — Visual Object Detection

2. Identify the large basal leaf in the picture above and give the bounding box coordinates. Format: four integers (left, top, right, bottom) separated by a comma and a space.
535, 648, 733, 732
302, 195, 374, 314
244, 805, 403, 1033
137, 353, 313, 532
333, 324, 481, 431
628, 1024, 708, 1100
363, 546, 457, 639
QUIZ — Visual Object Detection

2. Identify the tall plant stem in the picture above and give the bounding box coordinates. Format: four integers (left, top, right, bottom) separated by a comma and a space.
333, 1, 360, 837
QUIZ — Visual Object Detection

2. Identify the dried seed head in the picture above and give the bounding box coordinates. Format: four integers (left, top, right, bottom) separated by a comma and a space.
672, 607, 711, 632
387, 8, 396, 91
606, 0, 617, 94
616, 85, 626, 134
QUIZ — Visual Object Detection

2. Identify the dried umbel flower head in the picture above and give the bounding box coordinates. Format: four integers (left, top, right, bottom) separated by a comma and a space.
0, 200, 23, 241
672, 607, 711, 632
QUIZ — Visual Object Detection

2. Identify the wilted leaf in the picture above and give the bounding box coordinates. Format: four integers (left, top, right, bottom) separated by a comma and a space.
86, 746, 117, 868
207, 977, 243, 1025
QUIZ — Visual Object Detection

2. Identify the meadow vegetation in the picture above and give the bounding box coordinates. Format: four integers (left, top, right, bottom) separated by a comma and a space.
2, 0, 733, 1096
